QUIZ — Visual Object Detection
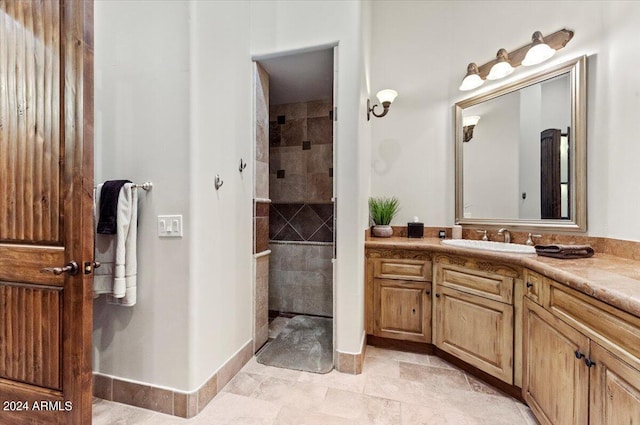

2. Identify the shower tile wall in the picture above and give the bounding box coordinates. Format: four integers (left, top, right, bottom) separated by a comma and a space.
253, 63, 270, 352
269, 100, 333, 204
269, 99, 333, 318
269, 242, 333, 317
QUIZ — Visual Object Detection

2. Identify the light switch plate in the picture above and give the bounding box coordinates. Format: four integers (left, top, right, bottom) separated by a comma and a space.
158, 215, 183, 238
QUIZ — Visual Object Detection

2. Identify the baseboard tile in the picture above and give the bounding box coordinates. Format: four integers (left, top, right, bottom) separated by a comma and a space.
93, 339, 253, 418
335, 331, 367, 374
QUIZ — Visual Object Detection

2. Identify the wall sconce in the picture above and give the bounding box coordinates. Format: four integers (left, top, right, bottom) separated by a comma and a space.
463, 115, 480, 143
458, 28, 574, 91
367, 89, 398, 120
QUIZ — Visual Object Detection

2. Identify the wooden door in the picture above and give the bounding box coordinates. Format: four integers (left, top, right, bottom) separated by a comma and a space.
434, 285, 513, 383
540, 128, 561, 219
523, 298, 589, 425
589, 341, 640, 424
0, 1, 94, 424
373, 278, 431, 343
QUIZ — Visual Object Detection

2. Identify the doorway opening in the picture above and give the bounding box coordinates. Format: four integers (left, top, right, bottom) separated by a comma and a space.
253, 45, 336, 373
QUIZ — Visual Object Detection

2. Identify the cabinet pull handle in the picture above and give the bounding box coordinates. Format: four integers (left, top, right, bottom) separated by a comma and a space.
575, 350, 585, 359
526, 281, 534, 288
585, 358, 596, 368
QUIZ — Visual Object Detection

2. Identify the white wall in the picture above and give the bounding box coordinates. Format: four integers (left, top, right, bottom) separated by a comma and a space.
188, 0, 254, 389
94, 0, 371, 393
93, 0, 192, 390
463, 95, 520, 219
370, 1, 640, 241
519, 85, 542, 219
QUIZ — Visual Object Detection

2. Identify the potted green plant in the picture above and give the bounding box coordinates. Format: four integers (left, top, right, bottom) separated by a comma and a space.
369, 196, 400, 238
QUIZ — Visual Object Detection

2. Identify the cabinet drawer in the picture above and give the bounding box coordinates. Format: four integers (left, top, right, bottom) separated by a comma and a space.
548, 281, 640, 370
436, 263, 513, 304
524, 269, 544, 305
374, 258, 432, 282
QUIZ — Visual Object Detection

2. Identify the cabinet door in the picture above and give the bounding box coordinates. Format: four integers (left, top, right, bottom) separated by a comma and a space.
523, 298, 589, 425
373, 278, 431, 342
434, 285, 513, 383
589, 341, 640, 424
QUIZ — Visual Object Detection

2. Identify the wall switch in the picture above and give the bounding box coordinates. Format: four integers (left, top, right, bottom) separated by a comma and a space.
158, 215, 183, 238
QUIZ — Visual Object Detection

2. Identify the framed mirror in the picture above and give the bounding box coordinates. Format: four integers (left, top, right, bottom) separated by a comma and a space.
455, 56, 586, 231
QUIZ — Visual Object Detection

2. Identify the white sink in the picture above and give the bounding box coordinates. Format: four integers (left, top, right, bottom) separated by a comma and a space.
441, 239, 536, 254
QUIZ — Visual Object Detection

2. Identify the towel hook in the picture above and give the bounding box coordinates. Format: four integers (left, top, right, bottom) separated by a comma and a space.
239, 158, 247, 173
214, 174, 224, 190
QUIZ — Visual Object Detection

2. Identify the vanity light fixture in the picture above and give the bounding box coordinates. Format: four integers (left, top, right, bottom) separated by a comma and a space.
522, 31, 556, 66
367, 89, 398, 120
486, 49, 514, 80
458, 28, 574, 91
462, 115, 480, 143
459, 63, 484, 91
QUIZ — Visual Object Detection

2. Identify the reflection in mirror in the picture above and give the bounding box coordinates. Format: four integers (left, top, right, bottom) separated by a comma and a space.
455, 56, 586, 231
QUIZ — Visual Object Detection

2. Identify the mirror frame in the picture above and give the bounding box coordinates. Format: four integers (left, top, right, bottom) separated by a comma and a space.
455, 55, 587, 232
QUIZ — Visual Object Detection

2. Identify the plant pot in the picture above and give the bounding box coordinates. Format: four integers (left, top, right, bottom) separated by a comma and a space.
372, 225, 393, 238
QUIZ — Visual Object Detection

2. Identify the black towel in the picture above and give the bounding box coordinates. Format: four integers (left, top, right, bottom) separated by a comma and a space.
97, 180, 131, 234
535, 244, 595, 259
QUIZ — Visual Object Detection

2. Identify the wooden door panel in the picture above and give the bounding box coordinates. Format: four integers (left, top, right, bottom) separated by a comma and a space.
435, 285, 513, 383
0, 283, 62, 389
590, 342, 640, 425
523, 298, 589, 425
0, 0, 93, 423
0, 0, 61, 244
373, 278, 431, 342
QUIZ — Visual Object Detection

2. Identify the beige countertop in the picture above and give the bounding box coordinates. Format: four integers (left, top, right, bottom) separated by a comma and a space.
365, 237, 640, 317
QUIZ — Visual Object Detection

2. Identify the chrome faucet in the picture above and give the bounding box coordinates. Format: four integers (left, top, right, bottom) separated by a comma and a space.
497, 228, 511, 243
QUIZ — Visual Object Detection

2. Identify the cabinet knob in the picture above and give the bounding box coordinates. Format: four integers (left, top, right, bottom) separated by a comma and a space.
435, 293, 440, 298
526, 281, 534, 288
574, 350, 585, 359
412, 308, 416, 314
425, 290, 431, 295
584, 358, 596, 368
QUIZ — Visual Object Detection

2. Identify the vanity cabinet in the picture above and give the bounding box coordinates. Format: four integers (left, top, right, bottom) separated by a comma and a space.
523, 276, 640, 424
365, 249, 432, 343
523, 298, 589, 424
433, 255, 520, 384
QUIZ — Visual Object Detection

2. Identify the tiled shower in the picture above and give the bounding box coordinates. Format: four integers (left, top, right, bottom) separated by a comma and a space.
268, 100, 334, 318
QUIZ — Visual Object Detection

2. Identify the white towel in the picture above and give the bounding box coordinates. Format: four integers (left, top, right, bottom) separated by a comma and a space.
94, 182, 138, 306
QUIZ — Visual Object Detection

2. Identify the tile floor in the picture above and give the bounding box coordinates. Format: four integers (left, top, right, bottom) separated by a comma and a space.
93, 345, 538, 424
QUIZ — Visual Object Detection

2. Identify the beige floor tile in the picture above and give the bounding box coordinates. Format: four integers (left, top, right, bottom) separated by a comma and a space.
361, 354, 400, 378
251, 376, 328, 410
316, 388, 401, 424
297, 368, 367, 393
363, 374, 445, 405
274, 405, 354, 425
92, 398, 157, 425
465, 373, 505, 396
401, 402, 483, 425
425, 354, 457, 370
517, 402, 541, 425
242, 357, 302, 381
435, 389, 531, 425
222, 372, 266, 396
190, 392, 280, 425
399, 362, 471, 392
364, 345, 431, 366
93, 347, 542, 425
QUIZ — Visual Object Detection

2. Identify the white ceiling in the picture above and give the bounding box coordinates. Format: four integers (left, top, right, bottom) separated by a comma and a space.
258, 48, 333, 105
